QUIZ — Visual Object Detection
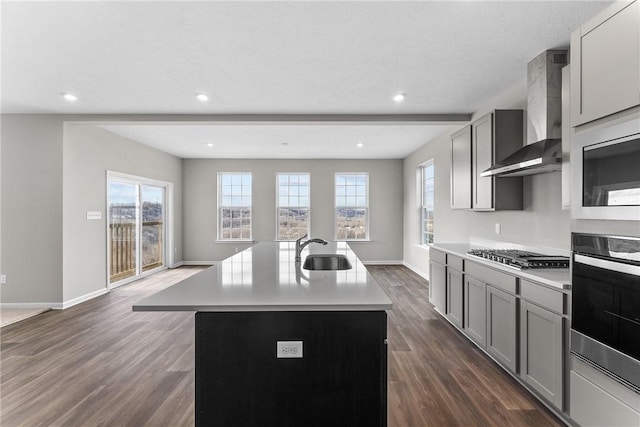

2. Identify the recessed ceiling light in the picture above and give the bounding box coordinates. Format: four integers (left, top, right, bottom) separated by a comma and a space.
393, 93, 406, 103
206, 142, 214, 148
356, 142, 364, 148
196, 93, 209, 102
61, 92, 78, 102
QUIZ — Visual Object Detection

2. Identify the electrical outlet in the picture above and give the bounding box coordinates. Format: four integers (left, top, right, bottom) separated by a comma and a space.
277, 341, 303, 358
495, 223, 501, 234
86, 211, 102, 220
1, 274, 6, 284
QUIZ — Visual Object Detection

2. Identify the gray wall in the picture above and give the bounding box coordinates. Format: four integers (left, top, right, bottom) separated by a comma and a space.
0, 115, 183, 306
403, 82, 572, 277
1, 115, 64, 304
183, 158, 403, 263
63, 124, 183, 303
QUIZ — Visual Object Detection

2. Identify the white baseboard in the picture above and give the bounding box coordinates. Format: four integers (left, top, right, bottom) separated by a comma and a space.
362, 260, 403, 265
62, 287, 109, 309
1, 288, 109, 310
403, 262, 429, 281
180, 261, 217, 266
1, 302, 62, 310
171, 261, 184, 268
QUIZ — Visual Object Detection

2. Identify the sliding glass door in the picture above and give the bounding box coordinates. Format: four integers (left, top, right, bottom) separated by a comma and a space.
141, 185, 164, 273
108, 173, 170, 287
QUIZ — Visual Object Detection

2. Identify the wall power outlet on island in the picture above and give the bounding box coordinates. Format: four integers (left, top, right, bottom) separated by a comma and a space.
1, 274, 7, 284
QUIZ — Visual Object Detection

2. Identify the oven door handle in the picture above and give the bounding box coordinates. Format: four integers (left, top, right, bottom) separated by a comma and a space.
574, 254, 640, 275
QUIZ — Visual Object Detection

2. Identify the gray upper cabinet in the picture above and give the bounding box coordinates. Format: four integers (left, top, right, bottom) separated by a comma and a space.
450, 125, 472, 209
472, 114, 494, 210
571, 0, 640, 126
472, 110, 524, 211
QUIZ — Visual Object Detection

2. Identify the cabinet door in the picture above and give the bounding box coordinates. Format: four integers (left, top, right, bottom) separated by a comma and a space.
446, 268, 463, 328
571, 0, 640, 125
520, 301, 563, 410
472, 113, 494, 210
450, 125, 472, 209
429, 260, 446, 314
486, 285, 517, 372
463, 276, 486, 347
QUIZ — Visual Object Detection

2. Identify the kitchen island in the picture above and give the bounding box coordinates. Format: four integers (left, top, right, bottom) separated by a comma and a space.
133, 241, 392, 426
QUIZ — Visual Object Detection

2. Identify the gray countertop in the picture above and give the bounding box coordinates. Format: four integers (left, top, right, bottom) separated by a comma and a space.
133, 242, 393, 312
432, 243, 571, 290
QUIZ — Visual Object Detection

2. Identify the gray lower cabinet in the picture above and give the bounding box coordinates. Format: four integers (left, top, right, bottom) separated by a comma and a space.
463, 276, 486, 347
520, 300, 564, 410
446, 267, 464, 328
486, 285, 517, 372
429, 258, 446, 314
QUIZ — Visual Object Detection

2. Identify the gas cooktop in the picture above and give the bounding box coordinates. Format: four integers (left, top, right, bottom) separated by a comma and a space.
467, 249, 570, 270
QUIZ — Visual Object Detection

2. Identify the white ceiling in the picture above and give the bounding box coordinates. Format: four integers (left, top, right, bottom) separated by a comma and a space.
97, 122, 455, 159
1, 1, 611, 159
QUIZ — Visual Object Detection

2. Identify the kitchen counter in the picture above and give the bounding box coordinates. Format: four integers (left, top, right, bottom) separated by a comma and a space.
432, 243, 571, 290
133, 241, 392, 312
134, 241, 391, 426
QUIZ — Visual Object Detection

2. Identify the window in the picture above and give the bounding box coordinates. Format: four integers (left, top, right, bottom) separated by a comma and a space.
277, 173, 310, 240
218, 173, 252, 241
335, 173, 368, 240
421, 161, 435, 245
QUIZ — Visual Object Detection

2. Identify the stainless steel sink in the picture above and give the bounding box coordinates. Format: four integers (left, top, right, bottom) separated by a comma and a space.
303, 254, 352, 271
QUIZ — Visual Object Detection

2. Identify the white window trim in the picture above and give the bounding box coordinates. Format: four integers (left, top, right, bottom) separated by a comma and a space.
420, 160, 435, 246
217, 172, 253, 242
275, 172, 311, 241
334, 172, 370, 241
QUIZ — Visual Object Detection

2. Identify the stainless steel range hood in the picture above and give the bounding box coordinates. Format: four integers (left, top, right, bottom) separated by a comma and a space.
480, 138, 562, 177
482, 50, 567, 177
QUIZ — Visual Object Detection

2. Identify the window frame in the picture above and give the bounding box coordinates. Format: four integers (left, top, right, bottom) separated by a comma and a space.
217, 172, 253, 242
334, 172, 369, 241
275, 172, 311, 241
420, 160, 435, 246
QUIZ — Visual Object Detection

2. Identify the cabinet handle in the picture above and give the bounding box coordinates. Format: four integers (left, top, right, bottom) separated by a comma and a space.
574, 254, 640, 276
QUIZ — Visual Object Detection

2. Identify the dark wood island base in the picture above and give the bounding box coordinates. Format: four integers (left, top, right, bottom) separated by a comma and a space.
195, 311, 388, 426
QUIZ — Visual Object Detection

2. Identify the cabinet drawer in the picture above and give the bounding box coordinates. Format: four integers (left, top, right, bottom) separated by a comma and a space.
521, 280, 565, 315
465, 261, 516, 294
447, 254, 464, 271
430, 248, 446, 265
570, 371, 640, 427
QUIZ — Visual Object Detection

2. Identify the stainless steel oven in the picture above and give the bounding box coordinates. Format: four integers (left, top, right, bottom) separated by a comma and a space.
571, 233, 640, 391
572, 112, 640, 220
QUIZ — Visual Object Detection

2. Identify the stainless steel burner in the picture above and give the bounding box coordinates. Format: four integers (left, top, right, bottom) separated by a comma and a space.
467, 249, 569, 269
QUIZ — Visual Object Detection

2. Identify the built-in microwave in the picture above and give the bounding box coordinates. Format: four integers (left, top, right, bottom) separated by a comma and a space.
572, 112, 640, 220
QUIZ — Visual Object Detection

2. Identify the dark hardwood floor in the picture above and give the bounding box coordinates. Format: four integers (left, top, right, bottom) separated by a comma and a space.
0, 265, 563, 426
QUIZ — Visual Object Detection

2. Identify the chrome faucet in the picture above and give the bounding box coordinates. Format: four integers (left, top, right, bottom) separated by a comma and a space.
295, 234, 328, 262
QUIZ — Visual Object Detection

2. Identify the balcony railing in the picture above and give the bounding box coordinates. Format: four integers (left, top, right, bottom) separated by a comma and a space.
110, 221, 163, 283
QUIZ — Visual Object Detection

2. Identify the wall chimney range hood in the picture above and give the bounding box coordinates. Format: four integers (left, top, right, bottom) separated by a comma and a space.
482, 50, 567, 177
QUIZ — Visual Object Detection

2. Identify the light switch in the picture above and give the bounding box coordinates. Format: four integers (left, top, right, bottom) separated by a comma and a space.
277, 341, 303, 358
86, 211, 102, 220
